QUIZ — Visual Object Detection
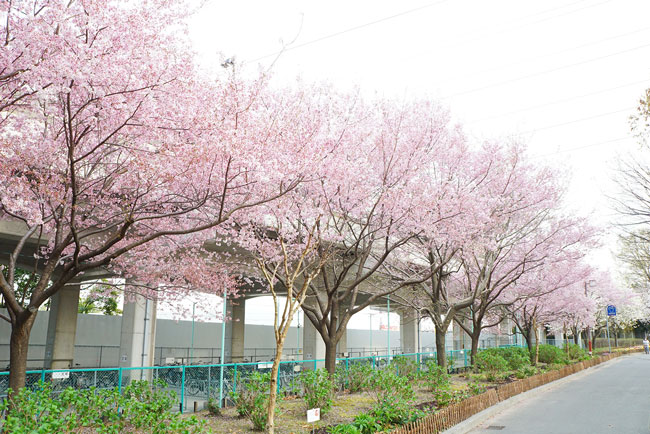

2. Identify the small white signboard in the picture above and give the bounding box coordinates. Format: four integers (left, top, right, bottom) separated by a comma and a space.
52, 371, 69, 380
257, 362, 273, 369
307, 408, 321, 423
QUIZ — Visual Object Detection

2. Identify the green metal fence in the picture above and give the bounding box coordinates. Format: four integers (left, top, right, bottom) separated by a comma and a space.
0, 347, 519, 413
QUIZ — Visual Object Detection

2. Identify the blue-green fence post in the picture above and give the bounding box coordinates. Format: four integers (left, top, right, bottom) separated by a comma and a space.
40, 370, 45, 384
233, 364, 238, 395
118, 368, 123, 394
180, 366, 186, 413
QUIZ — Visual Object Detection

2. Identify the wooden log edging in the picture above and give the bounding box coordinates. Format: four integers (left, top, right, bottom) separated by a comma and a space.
387, 348, 641, 434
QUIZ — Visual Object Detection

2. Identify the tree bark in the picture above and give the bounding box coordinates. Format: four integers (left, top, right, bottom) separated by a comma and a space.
324, 341, 337, 375
266, 340, 284, 434
525, 327, 535, 360
532, 319, 539, 365
9, 312, 37, 397
435, 325, 447, 368
469, 331, 480, 366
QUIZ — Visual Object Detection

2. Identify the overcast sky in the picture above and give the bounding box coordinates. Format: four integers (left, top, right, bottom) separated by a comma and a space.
156, 0, 650, 327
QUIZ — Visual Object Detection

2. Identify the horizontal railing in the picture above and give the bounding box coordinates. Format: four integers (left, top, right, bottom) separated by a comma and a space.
0, 348, 498, 413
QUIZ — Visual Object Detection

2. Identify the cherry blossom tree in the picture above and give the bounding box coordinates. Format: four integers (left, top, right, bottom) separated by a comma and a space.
505, 261, 593, 364
451, 143, 596, 363
0, 1, 314, 393
291, 99, 467, 374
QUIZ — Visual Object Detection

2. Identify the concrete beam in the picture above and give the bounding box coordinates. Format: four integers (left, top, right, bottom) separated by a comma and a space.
44, 283, 81, 369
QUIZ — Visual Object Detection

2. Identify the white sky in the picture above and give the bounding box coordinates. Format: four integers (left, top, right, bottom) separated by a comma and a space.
158, 0, 650, 325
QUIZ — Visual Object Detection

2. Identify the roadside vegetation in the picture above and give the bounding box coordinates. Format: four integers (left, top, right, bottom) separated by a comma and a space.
0, 345, 607, 434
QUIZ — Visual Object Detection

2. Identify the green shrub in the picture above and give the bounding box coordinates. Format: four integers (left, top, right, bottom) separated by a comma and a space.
351, 412, 384, 434
421, 360, 450, 391
231, 371, 273, 430
390, 356, 418, 380
1, 380, 208, 434
478, 347, 530, 370
564, 343, 589, 361
328, 424, 363, 434
468, 381, 487, 396
515, 365, 538, 379
537, 344, 569, 365
336, 362, 372, 393
206, 397, 221, 416
300, 368, 335, 415
366, 368, 415, 406
371, 403, 423, 427
475, 351, 509, 377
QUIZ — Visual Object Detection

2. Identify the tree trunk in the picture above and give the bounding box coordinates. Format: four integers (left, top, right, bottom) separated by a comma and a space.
532, 319, 539, 366
435, 325, 447, 368
469, 331, 480, 366
324, 341, 337, 375
525, 327, 535, 362
266, 340, 284, 434
9, 312, 37, 397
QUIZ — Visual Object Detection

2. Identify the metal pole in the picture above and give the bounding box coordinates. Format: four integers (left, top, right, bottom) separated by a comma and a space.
219, 289, 227, 408
369, 313, 373, 354
387, 295, 390, 358
297, 314, 300, 355
191, 302, 195, 362
606, 316, 612, 353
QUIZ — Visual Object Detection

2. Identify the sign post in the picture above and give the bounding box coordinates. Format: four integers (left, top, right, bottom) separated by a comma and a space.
307, 408, 320, 434
606, 305, 616, 353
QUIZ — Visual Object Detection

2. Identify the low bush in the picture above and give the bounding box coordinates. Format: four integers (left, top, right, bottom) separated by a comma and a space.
564, 343, 589, 361
336, 362, 372, 393
366, 367, 415, 406
475, 351, 509, 381
478, 347, 530, 370
390, 356, 418, 380
468, 381, 487, 396
537, 344, 569, 365
206, 397, 221, 416
515, 365, 538, 379
300, 368, 335, 415
1, 380, 208, 434
421, 360, 450, 391
231, 371, 273, 430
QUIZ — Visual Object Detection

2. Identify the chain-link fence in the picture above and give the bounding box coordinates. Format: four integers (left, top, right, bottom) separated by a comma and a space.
0, 346, 514, 413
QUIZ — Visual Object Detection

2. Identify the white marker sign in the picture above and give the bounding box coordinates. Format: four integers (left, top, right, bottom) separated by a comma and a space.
52, 371, 70, 380
307, 408, 321, 423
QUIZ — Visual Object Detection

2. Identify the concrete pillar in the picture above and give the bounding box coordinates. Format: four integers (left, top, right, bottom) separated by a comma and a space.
44, 282, 81, 369
452, 320, 463, 350
400, 309, 419, 354
303, 316, 325, 368
119, 294, 157, 380
224, 298, 245, 363
336, 302, 348, 357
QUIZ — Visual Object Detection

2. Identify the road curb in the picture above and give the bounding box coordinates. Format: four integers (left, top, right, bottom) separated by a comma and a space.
442, 355, 627, 433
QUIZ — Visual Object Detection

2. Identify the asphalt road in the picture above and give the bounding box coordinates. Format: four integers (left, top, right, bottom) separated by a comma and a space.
466, 353, 650, 434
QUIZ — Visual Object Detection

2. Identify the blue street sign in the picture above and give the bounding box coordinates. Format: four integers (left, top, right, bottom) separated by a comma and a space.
607, 305, 617, 316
